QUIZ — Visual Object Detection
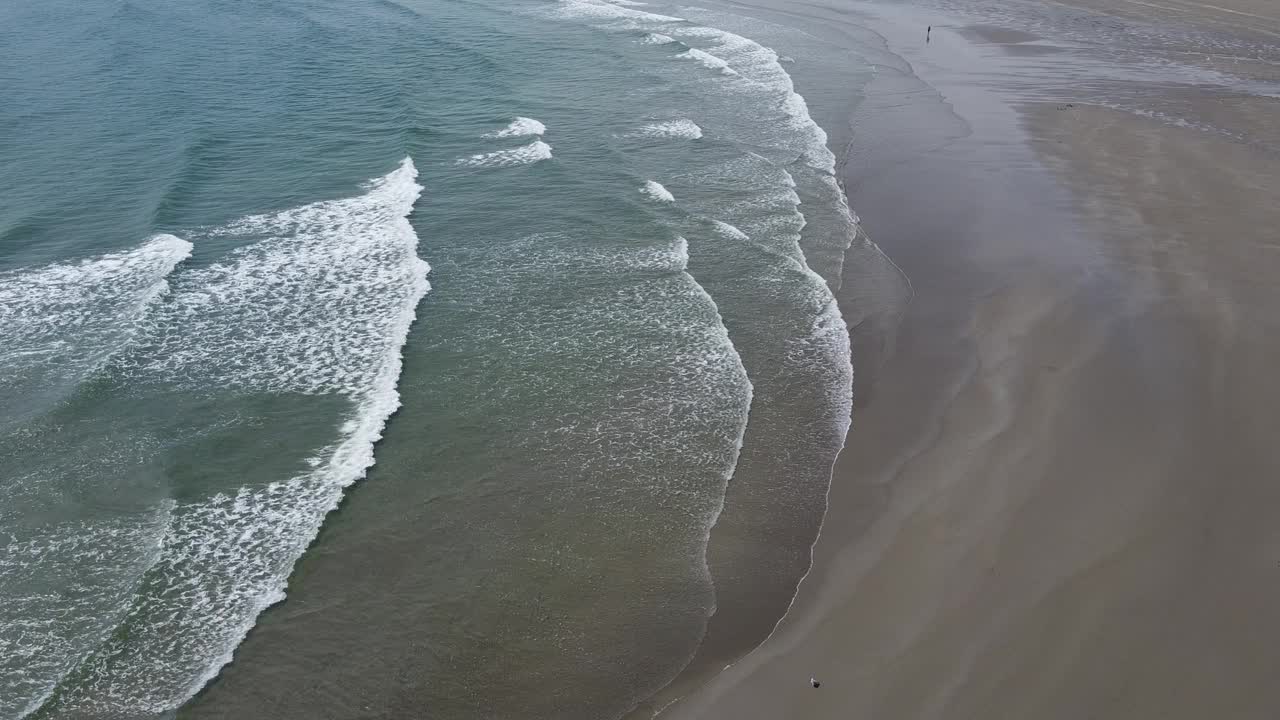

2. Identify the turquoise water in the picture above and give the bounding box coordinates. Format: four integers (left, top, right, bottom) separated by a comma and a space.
0, 0, 880, 717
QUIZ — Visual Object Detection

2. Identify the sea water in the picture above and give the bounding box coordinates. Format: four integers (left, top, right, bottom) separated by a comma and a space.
0, 0, 877, 717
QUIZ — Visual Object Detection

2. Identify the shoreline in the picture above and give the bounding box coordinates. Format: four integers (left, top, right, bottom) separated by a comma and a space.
624, 4, 921, 713
661, 0, 1280, 717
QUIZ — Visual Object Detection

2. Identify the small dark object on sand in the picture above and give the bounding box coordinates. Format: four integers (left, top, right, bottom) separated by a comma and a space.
927, 25, 932, 43
811, 676, 821, 688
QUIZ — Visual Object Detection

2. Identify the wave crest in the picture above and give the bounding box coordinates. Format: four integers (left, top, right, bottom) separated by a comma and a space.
457, 140, 553, 168
485, 116, 547, 138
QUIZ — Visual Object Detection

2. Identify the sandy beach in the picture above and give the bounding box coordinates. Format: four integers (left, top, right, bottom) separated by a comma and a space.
662, 0, 1280, 717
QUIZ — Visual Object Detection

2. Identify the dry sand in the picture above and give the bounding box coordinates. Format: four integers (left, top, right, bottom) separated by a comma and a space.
663, 0, 1280, 717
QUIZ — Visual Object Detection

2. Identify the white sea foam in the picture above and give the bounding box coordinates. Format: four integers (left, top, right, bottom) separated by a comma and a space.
551, 0, 841, 181
820, 173, 860, 225
541, 0, 863, 690
665, 24, 841, 170
0, 506, 171, 720
505, 234, 689, 275
39, 158, 431, 716
640, 32, 674, 44
552, 0, 685, 24
0, 235, 192, 366
459, 230, 752, 571
457, 139, 553, 168
0, 235, 191, 408
485, 116, 547, 138
712, 220, 749, 241
139, 158, 427, 396
633, 119, 702, 139
671, 236, 690, 269
670, 25, 758, 53
640, 180, 675, 202
721, 187, 802, 217
626, 235, 688, 271
677, 48, 738, 76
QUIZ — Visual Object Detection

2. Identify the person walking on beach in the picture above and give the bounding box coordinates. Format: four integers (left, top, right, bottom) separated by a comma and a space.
927, 25, 932, 43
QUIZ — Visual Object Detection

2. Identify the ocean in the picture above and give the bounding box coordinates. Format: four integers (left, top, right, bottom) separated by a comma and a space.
0, 0, 891, 717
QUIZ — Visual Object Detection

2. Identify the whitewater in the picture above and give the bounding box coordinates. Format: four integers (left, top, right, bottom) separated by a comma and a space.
1, 159, 428, 718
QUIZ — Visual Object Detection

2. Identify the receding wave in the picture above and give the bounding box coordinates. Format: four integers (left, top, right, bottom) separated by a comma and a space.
457, 139, 553, 168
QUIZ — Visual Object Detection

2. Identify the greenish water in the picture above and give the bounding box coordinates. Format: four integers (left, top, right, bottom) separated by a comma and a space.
0, 0, 879, 717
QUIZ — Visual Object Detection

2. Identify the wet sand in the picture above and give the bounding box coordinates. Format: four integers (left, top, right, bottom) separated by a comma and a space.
664, 0, 1280, 717
1050, 0, 1280, 41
